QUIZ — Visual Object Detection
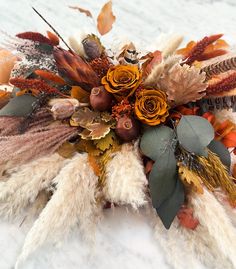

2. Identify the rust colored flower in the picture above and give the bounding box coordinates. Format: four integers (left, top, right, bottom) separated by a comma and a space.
101, 65, 142, 100
134, 89, 169, 126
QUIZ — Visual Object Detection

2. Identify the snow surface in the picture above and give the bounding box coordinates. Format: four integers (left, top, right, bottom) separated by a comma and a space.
0, 0, 236, 268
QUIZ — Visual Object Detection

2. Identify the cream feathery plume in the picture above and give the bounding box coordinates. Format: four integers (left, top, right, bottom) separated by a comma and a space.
144, 55, 181, 87
104, 142, 147, 209
161, 35, 183, 59
152, 212, 201, 269
0, 153, 66, 218
190, 188, 236, 267
214, 189, 236, 227
178, 225, 233, 269
15, 153, 101, 268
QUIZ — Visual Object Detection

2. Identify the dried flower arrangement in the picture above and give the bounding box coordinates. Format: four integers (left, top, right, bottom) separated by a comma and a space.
0, 1, 236, 268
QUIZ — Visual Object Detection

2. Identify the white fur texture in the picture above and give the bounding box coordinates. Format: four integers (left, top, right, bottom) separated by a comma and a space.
104, 142, 147, 208
0, 153, 66, 218
190, 189, 236, 267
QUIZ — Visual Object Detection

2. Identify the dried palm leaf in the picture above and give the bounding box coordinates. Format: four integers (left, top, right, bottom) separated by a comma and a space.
15, 153, 101, 268
159, 63, 206, 105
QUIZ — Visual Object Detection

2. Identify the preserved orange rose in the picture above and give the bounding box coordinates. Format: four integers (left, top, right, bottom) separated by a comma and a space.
135, 89, 169, 126
101, 65, 141, 100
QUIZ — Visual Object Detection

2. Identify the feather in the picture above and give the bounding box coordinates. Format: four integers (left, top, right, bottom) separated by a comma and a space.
0, 153, 66, 218
190, 188, 236, 267
104, 142, 147, 208
201, 56, 236, 80
15, 153, 101, 268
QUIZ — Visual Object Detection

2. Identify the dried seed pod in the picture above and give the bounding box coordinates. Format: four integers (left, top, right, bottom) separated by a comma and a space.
82, 34, 104, 60
90, 86, 113, 111
115, 115, 140, 142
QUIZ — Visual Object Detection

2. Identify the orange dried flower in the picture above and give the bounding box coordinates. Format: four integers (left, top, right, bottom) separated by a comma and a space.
101, 65, 142, 100
112, 99, 134, 120
89, 56, 112, 78
134, 88, 169, 126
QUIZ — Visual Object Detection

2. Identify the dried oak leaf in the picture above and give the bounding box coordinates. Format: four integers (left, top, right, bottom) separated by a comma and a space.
75, 139, 102, 156
159, 63, 206, 105
94, 131, 116, 151
178, 164, 204, 194
53, 48, 99, 89
70, 107, 100, 128
81, 122, 111, 140
97, 1, 116, 36
57, 141, 77, 158
69, 5, 93, 18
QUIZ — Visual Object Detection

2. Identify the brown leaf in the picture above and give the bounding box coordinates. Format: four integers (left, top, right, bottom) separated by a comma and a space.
159, 63, 206, 105
97, 1, 116, 36
70, 107, 100, 128
75, 139, 102, 156
71, 86, 90, 102
53, 48, 99, 89
69, 5, 93, 18
88, 154, 101, 176
94, 131, 116, 151
81, 122, 111, 140
57, 142, 77, 158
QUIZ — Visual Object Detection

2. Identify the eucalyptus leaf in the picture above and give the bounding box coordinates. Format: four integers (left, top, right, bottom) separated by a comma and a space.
177, 115, 214, 156
0, 95, 37, 117
149, 150, 177, 208
156, 179, 185, 229
208, 140, 231, 169
140, 126, 176, 160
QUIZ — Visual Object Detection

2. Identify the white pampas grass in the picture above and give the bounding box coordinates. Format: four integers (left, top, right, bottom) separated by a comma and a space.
152, 215, 201, 269
104, 142, 147, 208
161, 35, 183, 59
190, 189, 236, 267
15, 153, 101, 268
0, 153, 66, 218
179, 225, 233, 269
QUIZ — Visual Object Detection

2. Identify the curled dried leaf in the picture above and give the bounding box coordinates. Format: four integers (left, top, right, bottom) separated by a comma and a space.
97, 1, 116, 36
80, 122, 111, 140
69, 5, 93, 18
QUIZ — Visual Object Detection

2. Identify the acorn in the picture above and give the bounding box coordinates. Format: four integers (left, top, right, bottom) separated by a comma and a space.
90, 86, 113, 111
115, 115, 140, 142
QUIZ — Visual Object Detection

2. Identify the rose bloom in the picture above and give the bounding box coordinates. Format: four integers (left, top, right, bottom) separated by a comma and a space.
135, 88, 169, 126
101, 65, 141, 100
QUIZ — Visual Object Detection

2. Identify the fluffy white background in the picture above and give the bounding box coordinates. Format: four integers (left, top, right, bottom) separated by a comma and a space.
0, 0, 236, 268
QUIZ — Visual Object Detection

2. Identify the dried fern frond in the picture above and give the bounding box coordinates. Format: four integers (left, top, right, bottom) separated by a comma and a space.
159, 63, 207, 105
201, 56, 236, 80
144, 55, 181, 87
15, 153, 102, 267
104, 142, 147, 208
0, 153, 66, 218
197, 150, 236, 204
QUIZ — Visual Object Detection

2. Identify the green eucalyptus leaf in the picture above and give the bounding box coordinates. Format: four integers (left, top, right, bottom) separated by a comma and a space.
156, 179, 185, 229
177, 115, 214, 156
149, 150, 177, 208
0, 95, 37, 117
140, 126, 176, 160
208, 140, 231, 169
